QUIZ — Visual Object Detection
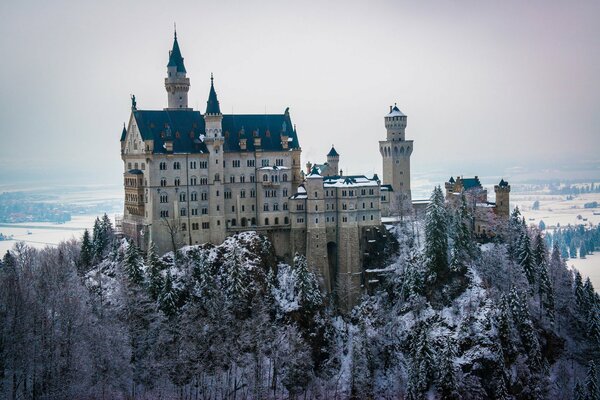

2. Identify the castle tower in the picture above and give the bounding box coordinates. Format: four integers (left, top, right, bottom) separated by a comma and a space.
164, 30, 191, 110
305, 167, 330, 293
326, 145, 340, 176
203, 75, 225, 244
379, 104, 413, 202
494, 179, 511, 218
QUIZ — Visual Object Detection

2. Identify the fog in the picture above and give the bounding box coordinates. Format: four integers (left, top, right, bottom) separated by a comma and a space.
1, 0, 599, 187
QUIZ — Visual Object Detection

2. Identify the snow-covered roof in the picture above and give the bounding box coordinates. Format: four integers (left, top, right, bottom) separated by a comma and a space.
258, 165, 291, 171
322, 175, 378, 188
386, 105, 405, 118
290, 184, 308, 199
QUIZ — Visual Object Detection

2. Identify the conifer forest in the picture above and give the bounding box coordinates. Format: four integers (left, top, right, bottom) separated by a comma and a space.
1, 188, 599, 399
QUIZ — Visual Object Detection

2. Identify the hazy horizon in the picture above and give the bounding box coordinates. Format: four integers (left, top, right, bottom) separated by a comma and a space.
1, 0, 599, 187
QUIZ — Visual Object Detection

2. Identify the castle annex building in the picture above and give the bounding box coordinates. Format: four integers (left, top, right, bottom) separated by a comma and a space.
120, 32, 413, 307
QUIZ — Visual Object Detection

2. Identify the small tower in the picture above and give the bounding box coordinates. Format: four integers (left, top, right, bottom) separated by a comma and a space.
444, 176, 456, 199
204, 74, 223, 138
203, 74, 225, 244
164, 29, 191, 110
379, 104, 413, 202
326, 145, 340, 176
494, 179, 511, 218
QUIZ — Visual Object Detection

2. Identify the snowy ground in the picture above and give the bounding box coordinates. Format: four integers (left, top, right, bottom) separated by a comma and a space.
0, 215, 99, 253
516, 192, 600, 291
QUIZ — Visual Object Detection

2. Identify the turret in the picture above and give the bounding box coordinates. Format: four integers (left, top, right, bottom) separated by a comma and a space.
326, 145, 340, 176
204, 74, 223, 139
164, 30, 190, 110
384, 104, 407, 141
494, 179, 511, 218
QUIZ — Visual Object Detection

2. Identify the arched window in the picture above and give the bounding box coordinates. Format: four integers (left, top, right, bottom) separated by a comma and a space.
399, 146, 405, 155
264, 218, 269, 225
160, 178, 167, 187
214, 173, 220, 181
263, 174, 268, 182
251, 217, 256, 225
282, 174, 288, 182
394, 146, 398, 155
275, 217, 279, 225
241, 217, 247, 227
284, 216, 289, 224
231, 219, 237, 226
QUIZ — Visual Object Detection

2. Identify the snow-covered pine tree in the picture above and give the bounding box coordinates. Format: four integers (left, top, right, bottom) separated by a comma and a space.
586, 361, 600, 400
570, 239, 578, 259
158, 272, 178, 317
437, 337, 459, 400
574, 380, 586, 400
79, 228, 93, 272
123, 241, 144, 285
293, 253, 323, 311
517, 227, 536, 289
424, 186, 449, 281
146, 242, 164, 300
92, 217, 106, 259
533, 232, 555, 320
222, 242, 249, 307
450, 193, 473, 273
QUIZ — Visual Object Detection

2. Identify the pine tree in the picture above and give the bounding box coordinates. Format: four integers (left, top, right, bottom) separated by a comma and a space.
293, 253, 323, 311
80, 229, 93, 272
124, 241, 144, 285
450, 193, 472, 273
580, 242, 588, 259
222, 243, 249, 306
92, 217, 105, 259
497, 294, 514, 359
424, 186, 449, 280
518, 229, 536, 288
534, 232, 555, 320
158, 272, 178, 317
574, 381, 586, 400
510, 289, 542, 372
437, 337, 459, 399
146, 242, 164, 300
570, 239, 578, 259
586, 361, 599, 400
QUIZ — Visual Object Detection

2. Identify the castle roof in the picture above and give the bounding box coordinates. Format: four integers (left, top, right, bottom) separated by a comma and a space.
460, 177, 483, 191
205, 75, 221, 115
307, 166, 322, 178
327, 146, 339, 157
448, 176, 455, 183
120, 124, 127, 141
125, 109, 300, 154
167, 33, 186, 73
386, 104, 405, 117
322, 174, 379, 188
498, 179, 509, 187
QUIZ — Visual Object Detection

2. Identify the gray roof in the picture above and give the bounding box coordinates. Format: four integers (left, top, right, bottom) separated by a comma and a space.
125, 109, 300, 154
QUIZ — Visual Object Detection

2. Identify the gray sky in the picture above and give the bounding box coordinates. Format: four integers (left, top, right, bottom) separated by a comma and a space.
1, 0, 599, 187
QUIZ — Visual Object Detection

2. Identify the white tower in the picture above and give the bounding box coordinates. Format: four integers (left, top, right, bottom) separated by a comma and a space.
379, 104, 413, 201
164, 30, 190, 110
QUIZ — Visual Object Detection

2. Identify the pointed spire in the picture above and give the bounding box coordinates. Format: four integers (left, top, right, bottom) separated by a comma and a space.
167, 29, 186, 73
327, 145, 339, 158
120, 123, 127, 141
205, 73, 221, 115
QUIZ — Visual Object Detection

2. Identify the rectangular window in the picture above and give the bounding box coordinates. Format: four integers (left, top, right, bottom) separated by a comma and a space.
199, 161, 208, 169
247, 159, 255, 167
202, 222, 210, 229
192, 208, 198, 216
261, 159, 269, 167
276, 158, 284, 166
232, 160, 241, 168
201, 207, 208, 215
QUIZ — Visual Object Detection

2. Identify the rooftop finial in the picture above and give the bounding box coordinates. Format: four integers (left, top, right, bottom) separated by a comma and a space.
211, 72, 214, 84
174, 22, 177, 39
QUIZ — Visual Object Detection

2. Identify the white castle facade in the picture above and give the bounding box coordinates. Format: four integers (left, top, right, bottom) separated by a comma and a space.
120, 32, 413, 307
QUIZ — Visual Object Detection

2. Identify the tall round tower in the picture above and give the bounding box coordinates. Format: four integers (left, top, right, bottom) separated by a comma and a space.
379, 104, 413, 201
164, 30, 191, 110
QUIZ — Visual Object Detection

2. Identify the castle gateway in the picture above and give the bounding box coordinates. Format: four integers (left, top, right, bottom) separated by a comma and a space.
120, 32, 413, 308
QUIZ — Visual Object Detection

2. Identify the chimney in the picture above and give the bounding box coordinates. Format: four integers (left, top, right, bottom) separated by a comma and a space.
389, 105, 392, 113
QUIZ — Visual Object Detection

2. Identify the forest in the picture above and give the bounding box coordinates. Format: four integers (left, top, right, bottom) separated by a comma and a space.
1, 188, 599, 399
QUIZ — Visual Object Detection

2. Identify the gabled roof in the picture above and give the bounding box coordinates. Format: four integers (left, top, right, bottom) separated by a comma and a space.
130, 109, 300, 154
167, 33, 186, 73
449, 176, 455, 183
327, 146, 339, 157
205, 75, 221, 115
307, 166, 322, 178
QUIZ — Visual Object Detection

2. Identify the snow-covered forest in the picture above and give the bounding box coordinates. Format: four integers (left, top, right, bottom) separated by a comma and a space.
1, 189, 599, 400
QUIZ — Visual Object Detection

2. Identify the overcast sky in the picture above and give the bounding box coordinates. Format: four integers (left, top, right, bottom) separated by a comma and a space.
0, 0, 599, 187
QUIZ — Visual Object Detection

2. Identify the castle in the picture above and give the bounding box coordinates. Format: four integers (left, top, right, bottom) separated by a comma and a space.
444, 176, 511, 236
120, 32, 413, 308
